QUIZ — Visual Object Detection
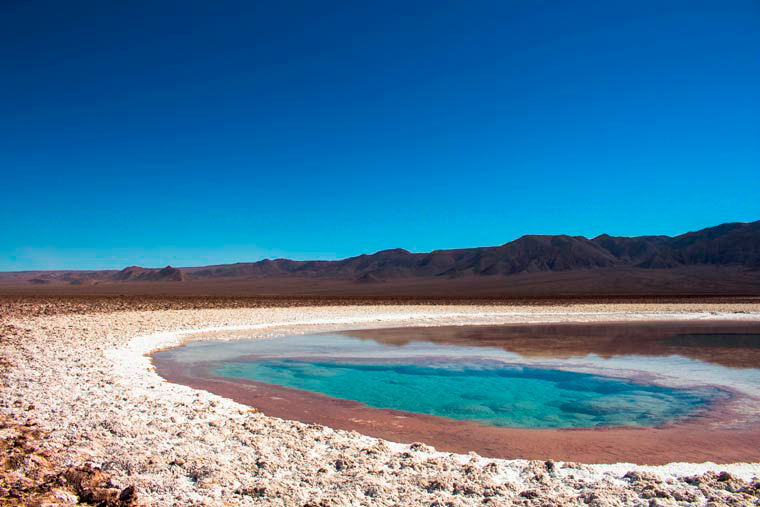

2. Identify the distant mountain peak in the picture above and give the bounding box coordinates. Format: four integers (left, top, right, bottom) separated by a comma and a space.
11, 220, 759, 291
372, 248, 411, 255
110, 220, 760, 282
113, 265, 184, 282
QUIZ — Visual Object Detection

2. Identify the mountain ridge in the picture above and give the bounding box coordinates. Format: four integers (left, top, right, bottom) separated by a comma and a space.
2, 221, 759, 290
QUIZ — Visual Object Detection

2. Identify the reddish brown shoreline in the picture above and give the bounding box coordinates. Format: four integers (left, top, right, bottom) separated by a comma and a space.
154, 355, 760, 465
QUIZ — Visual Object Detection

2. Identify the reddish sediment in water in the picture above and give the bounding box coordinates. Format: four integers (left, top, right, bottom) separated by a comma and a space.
153, 321, 760, 465
347, 321, 760, 369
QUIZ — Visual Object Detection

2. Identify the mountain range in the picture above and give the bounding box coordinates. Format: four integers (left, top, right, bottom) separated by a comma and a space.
3, 220, 759, 296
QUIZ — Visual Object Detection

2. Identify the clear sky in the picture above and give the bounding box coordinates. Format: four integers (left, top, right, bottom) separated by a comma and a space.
2, 1, 759, 271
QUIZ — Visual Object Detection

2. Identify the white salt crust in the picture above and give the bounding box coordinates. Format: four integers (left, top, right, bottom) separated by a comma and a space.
3, 304, 760, 506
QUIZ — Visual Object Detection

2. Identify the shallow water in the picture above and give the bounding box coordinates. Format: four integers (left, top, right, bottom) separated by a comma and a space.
215, 351, 718, 428
153, 322, 760, 461
156, 323, 760, 429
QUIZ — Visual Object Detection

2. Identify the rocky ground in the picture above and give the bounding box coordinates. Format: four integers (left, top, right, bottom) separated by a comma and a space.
2, 298, 760, 506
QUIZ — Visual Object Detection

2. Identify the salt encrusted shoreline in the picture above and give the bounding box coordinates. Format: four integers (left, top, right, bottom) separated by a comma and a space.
3, 303, 760, 506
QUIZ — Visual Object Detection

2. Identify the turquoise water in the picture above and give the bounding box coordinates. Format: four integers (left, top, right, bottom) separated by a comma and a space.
206, 334, 721, 429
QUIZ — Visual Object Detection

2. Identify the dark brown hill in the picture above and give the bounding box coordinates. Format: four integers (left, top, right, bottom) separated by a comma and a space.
188, 220, 754, 282
113, 266, 185, 282
2, 220, 759, 296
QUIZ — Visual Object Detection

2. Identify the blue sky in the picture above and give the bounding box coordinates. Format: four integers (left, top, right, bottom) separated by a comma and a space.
2, 1, 759, 271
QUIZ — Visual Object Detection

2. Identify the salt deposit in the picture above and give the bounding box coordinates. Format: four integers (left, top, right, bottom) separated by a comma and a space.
2, 303, 760, 506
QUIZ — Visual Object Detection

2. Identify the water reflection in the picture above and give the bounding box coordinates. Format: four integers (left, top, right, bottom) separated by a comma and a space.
156, 321, 760, 429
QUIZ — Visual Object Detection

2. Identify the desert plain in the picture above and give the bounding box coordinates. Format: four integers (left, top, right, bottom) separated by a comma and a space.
2, 296, 760, 506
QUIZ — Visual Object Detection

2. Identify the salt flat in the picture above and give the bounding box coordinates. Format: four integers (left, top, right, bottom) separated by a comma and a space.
3, 302, 760, 506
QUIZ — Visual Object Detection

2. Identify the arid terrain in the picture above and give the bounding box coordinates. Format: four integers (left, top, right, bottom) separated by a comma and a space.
4, 1, 757, 504
2, 296, 760, 506
3, 221, 759, 297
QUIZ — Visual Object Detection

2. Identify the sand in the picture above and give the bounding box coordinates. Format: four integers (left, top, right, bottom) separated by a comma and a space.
3, 302, 760, 506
